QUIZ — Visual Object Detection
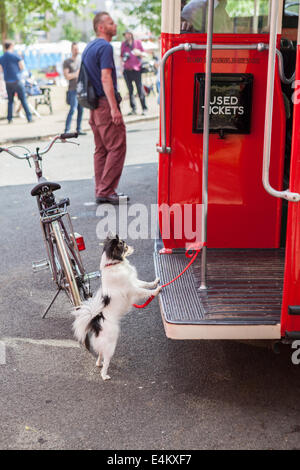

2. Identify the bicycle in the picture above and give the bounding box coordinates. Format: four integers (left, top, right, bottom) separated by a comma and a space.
0, 132, 100, 318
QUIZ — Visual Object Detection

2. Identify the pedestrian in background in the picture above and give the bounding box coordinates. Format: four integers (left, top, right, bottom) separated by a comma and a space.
0, 40, 32, 124
82, 11, 128, 205
63, 42, 86, 135
121, 31, 148, 116
0, 69, 6, 98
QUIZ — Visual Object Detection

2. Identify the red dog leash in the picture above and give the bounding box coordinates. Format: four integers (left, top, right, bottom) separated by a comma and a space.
133, 248, 202, 309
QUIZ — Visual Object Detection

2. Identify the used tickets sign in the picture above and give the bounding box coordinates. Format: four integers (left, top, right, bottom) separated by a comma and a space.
193, 73, 253, 135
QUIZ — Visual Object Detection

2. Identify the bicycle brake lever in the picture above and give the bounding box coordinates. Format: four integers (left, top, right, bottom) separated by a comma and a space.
59, 139, 80, 146
26, 156, 32, 168
68, 140, 80, 146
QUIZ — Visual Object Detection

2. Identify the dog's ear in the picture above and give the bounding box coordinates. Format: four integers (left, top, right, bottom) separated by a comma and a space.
116, 234, 119, 241
106, 231, 115, 240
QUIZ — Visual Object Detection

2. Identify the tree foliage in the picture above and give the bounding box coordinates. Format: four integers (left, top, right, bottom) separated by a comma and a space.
61, 21, 83, 43
115, 18, 128, 42
123, 0, 161, 38
0, 0, 87, 46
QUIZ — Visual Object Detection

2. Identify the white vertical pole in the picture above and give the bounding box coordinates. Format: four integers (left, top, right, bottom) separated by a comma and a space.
262, 0, 278, 196
200, 0, 214, 290
253, 0, 259, 34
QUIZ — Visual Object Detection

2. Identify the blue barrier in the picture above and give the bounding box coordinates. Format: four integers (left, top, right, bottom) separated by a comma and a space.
23, 51, 63, 71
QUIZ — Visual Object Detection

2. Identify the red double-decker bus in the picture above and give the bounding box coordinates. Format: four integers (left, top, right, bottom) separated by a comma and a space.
154, 0, 300, 342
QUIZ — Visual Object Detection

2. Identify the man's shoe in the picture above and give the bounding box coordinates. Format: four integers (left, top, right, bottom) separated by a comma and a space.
96, 193, 129, 205
116, 192, 130, 200
127, 110, 137, 116
77, 131, 87, 135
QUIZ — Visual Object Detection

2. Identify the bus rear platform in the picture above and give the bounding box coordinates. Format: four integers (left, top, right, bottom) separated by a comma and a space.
154, 248, 285, 340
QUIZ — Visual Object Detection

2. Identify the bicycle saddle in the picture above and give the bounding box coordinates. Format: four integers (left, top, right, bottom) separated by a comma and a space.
31, 180, 61, 196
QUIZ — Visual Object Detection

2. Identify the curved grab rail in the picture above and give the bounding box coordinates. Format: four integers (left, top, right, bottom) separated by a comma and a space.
276, 48, 295, 84
156, 44, 190, 154
263, 0, 300, 202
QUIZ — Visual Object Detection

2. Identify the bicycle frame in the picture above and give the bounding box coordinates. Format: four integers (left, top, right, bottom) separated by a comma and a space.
32, 150, 92, 307
0, 133, 100, 316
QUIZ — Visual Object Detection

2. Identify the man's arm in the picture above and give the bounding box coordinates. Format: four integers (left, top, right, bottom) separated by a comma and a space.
120, 42, 125, 58
63, 66, 79, 81
101, 68, 123, 125
18, 60, 25, 71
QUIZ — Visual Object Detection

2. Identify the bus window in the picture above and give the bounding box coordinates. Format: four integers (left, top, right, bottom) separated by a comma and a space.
282, 0, 299, 41
181, 0, 270, 34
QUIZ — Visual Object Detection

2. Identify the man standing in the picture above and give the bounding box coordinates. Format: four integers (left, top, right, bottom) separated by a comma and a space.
121, 31, 147, 116
63, 42, 86, 135
82, 12, 128, 204
0, 41, 32, 124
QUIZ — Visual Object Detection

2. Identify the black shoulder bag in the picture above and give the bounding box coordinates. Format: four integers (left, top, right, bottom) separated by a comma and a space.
76, 62, 98, 110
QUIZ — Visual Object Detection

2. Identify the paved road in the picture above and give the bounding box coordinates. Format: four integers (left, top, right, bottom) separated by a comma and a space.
1, 121, 300, 450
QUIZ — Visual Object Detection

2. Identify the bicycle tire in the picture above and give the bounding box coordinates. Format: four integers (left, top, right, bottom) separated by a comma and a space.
51, 220, 81, 307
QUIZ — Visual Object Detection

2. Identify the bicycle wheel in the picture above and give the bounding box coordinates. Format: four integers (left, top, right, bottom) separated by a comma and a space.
51, 220, 81, 307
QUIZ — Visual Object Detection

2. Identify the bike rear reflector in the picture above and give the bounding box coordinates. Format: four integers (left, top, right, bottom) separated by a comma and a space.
74, 232, 86, 251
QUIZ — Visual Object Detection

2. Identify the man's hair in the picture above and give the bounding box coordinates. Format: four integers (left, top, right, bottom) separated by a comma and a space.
4, 40, 13, 51
93, 11, 109, 34
71, 42, 78, 47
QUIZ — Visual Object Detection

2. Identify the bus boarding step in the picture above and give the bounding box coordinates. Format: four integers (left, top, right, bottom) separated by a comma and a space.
154, 248, 285, 326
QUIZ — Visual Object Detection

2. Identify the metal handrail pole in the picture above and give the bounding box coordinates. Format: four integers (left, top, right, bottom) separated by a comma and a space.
200, 0, 214, 290
262, 0, 278, 195
262, 0, 300, 202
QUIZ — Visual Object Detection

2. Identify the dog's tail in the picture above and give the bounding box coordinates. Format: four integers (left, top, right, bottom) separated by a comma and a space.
71, 291, 109, 350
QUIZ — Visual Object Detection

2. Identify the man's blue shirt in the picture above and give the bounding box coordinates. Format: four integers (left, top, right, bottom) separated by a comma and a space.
82, 38, 117, 98
0, 52, 22, 82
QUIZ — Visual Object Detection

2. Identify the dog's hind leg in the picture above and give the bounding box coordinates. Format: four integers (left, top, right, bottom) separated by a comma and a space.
101, 342, 117, 381
101, 352, 113, 380
101, 358, 111, 381
96, 353, 102, 367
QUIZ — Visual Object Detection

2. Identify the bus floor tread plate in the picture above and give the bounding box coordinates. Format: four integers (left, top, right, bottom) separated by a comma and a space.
153, 248, 285, 326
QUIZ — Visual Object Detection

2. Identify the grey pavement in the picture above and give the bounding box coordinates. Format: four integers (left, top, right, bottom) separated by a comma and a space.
0, 120, 159, 187
1, 122, 300, 450
0, 84, 159, 144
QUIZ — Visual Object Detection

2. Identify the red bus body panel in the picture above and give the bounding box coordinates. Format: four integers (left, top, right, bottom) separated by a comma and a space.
158, 33, 286, 250
281, 44, 300, 337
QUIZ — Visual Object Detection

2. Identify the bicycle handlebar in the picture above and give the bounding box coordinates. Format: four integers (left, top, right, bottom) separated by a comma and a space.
59, 132, 78, 140
0, 146, 27, 159
0, 133, 79, 160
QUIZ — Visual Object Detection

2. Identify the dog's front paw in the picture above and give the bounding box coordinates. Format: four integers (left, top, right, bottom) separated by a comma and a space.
154, 285, 162, 296
154, 277, 160, 286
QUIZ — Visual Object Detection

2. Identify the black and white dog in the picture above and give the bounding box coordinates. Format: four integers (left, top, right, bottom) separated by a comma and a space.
72, 234, 161, 380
